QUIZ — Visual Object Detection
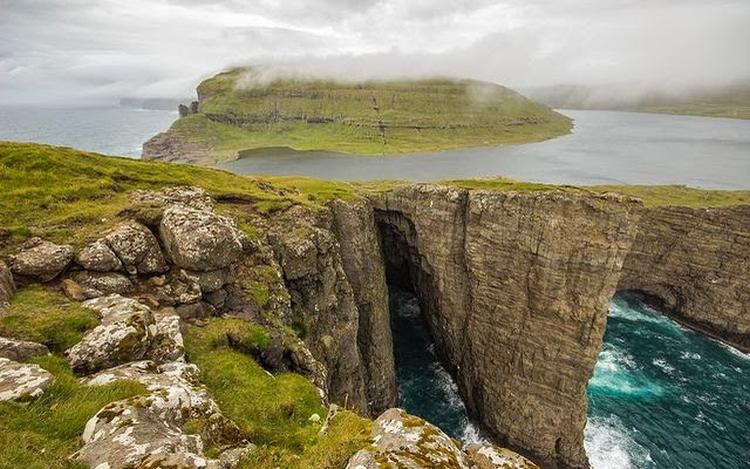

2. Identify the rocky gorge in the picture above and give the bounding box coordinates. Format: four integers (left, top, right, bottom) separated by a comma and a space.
1, 143, 748, 469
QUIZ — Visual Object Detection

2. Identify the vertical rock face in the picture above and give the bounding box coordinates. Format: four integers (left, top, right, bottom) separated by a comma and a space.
329, 199, 397, 416
618, 205, 750, 352
371, 185, 642, 469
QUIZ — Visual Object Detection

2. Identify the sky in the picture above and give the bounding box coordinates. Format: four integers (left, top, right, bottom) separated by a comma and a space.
1, 0, 749, 105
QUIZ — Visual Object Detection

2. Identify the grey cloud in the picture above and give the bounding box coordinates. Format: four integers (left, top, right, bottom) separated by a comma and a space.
1, 0, 748, 105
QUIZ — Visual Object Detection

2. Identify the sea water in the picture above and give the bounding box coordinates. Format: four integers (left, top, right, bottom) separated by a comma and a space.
391, 288, 750, 468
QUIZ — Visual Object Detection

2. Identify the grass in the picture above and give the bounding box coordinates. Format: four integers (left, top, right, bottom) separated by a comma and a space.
0, 285, 99, 353
0, 142, 362, 250
0, 355, 145, 469
2, 142, 748, 254
155, 67, 573, 161
184, 318, 371, 468
438, 177, 750, 207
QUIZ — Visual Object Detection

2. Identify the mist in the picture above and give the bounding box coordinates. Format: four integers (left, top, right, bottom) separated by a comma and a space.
1, 0, 749, 106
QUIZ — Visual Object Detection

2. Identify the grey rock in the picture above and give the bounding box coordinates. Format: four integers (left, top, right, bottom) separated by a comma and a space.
160, 205, 248, 271
130, 186, 214, 212
148, 309, 185, 363
0, 261, 14, 314
76, 239, 123, 272
152, 268, 202, 306
175, 301, 215, 320
65, 295, 155, 374
0, 357, 54, 402
204, 288, 228, 309
0, 336, 49, 361
77, 360, 249, 469
464, 444, 539, 469
188, 268, 233, 293
104, 222, 168, 275
345, 408, 471, 468
8, 237, 73, 282
60, 278, 101, 302
71, 271, 133, 295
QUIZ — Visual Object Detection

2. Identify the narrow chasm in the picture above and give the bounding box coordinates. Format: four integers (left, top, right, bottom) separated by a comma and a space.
376, 214, 484, 442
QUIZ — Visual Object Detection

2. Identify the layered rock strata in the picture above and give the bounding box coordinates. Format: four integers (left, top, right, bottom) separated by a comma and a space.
618, 205, 750, 352
371, 185, 642, 468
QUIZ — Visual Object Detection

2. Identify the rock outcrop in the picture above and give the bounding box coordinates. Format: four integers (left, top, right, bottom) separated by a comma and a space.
0, 357, 54, 401
371, 185, 642, 468
75, 360, 249, 468
8, 238, 73, 282
0, 336, 49, 361
346, 408, 537, 469
65, 295, 182, 374
0, 261, 14, 313
618, 205, 750, 352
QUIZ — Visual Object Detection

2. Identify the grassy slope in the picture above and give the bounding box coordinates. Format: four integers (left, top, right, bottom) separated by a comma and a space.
0, 286, 145, 469
2, 142, 749, 252
159, 68, 572, 160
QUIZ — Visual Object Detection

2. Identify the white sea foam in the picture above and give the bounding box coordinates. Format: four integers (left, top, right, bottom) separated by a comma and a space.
584, 415, 653, 469
652, 358, 675, 375
589, 346, 663, 396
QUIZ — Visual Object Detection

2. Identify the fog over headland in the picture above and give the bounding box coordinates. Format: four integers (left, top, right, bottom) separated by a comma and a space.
1, 0, 749, 106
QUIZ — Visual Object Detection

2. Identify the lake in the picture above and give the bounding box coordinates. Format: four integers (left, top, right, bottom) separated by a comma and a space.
221, 110, 750, 189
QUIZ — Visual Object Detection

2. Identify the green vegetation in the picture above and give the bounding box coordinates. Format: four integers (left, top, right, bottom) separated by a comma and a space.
587, 184, 750, 208
0, 355, 145, 469
0, 142, 359, 250
159, 67, 572, 161
439, 177, 750, 207
0, 285, 99, 353
184, 318, 371, 468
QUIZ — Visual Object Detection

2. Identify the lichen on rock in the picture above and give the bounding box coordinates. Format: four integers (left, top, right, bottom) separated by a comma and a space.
0, 357, 54, 402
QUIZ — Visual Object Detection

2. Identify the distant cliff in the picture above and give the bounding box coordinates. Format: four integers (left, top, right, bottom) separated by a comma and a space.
142, 67, 572, 164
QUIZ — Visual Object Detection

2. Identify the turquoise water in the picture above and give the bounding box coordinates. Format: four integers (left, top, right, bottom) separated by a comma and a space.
0, 107, 176, 157
391, 287, 750, 468
585, 292, 750, 469
389, 287, 485, 443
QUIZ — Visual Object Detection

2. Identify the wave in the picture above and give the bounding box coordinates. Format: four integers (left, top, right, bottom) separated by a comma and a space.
584, 415, 654, 469
589, 346, 663, 397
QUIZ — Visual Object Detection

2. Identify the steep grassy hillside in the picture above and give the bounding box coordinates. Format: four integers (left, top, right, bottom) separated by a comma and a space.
143, 68, 572, 163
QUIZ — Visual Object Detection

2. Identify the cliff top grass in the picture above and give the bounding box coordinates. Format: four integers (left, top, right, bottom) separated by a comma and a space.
184, 318, 372, 468
0, 141, 359, 249
438, 177, 750, 207
2, 142, 749, 253
154, 67, 572, 160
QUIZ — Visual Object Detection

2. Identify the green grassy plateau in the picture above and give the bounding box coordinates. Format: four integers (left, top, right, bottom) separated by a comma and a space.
153, 68, 573, 161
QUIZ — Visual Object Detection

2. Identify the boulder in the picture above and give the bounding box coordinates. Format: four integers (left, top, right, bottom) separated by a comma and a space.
464, 444, 539, 469
151, 268, 202, 306
8, 238, 73, 282
159, 205, 249, 271
130, 186, 214, 212
148, 309, 185, 363
103, 222, 167, 275
71, 271, 133, 295
345, 408, 470, 469
65, 295, 155, 374
175, 301, 216, 321
76, 239, 123, 272
76, 360, 249, 469
0, 357, 54, 402
0, 261, 14, 313
60, 278, 103, 302
0, 336, 49, 361
189, 268, 233, 293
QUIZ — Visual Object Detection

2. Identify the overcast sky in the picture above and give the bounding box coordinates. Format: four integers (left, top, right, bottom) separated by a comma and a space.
1, 0, 749, 105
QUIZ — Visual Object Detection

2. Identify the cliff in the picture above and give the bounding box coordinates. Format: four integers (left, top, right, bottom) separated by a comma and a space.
142, 67, 572, 164
2, 143, 749, 468
618, 205, 750, 352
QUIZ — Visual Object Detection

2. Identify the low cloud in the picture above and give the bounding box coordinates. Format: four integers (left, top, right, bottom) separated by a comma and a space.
1, 0, 749, 105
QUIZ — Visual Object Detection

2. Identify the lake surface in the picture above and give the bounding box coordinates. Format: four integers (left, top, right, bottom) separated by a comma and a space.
0, 106, 176, 157
221, 110, 750, 189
